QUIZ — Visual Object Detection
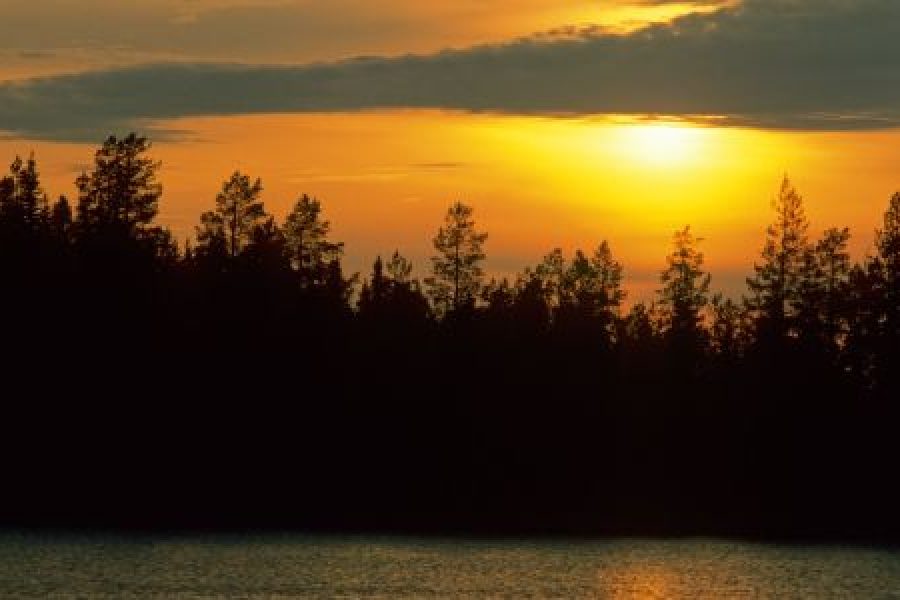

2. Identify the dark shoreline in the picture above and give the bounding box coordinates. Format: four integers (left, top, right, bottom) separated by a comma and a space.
3, 139, 900, 548
4, 516, 900, 548
1, 527, 899, 550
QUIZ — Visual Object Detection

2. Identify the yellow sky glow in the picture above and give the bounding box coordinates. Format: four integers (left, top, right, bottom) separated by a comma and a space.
3, 111, 897, 301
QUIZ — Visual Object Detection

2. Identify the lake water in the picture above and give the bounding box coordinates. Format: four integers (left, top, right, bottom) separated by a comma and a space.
2, 535, 900, 598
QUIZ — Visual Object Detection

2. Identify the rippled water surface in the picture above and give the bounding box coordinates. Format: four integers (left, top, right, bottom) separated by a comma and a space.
2, 534, 900, 598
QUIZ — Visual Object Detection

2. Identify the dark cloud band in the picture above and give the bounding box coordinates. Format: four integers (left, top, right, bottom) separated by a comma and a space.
2, 0, 899, 141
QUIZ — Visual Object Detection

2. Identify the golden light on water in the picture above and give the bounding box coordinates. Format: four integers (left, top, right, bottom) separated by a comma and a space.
596, 564, 680, 599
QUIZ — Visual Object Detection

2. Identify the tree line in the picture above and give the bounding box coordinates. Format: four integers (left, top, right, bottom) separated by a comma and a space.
1, 134, 899, 538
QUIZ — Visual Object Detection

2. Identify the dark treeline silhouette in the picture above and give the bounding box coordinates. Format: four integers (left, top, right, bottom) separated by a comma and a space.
2, 134, 900, 540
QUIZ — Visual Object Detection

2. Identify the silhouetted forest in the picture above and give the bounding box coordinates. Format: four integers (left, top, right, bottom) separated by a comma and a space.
2, 134, 900, 540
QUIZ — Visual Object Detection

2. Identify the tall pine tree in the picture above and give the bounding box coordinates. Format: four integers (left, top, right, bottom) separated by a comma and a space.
75, 134, 162, 240
746, 176, 811, 343
425, 201, 488, 315
658, 225, 711, 361
283, 194, 344, 287
196, 171, 267, 259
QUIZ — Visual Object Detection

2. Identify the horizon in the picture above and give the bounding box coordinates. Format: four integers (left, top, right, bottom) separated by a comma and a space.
2, 123, 897, 303
2, 0, 899, 301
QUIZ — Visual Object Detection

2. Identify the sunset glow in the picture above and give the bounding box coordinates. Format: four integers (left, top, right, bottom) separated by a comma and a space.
5, 0, 900, 588
0, 0, 898, 301
615, 123, 708, 168
2, 109, 896, 302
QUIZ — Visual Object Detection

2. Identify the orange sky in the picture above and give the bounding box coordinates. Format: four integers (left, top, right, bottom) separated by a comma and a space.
4, 110, 898, 300
1, 0, 898, 300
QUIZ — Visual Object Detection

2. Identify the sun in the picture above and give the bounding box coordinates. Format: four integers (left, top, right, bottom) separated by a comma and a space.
618, 123, 706, 167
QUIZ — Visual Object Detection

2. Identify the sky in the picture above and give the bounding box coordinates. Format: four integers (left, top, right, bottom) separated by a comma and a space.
1, 0, 899, 299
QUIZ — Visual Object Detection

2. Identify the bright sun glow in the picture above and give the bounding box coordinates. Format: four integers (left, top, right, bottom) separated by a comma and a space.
617, 123, 706, 167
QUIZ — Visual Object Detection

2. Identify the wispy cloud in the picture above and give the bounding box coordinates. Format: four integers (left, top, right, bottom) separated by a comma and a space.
1, 0, 898, 141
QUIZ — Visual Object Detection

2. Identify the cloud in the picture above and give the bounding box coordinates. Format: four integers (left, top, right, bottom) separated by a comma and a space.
169, 0, 297, 24
0, 0, 631, 67
1, 0, 898, 141
16, 51, 56, 60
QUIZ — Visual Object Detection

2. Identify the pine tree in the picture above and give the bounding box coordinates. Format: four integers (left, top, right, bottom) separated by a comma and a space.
360, 251, 430, 323
844, 261, 883, 390
619, 301, 662, 366
49, 196, 73, 242
875, 192, 900, 318
385, 250, 414, 285
587, 241, 626, 320
0, 155, 48, 234
710, 294, 747, 361
555, 242, 626, 342
624, 302, 659, 344
12, 155, 46, 229
533, 248, 566, 311
424, 201, 488, 315
482, 277, 516, 319
868, 192, 900, 392
283, 194, 344, 286
795, 227, 852, 351
196, 171, 266, 259
659, 226, 711, 331
746, 176, 811, 342
241, 215, 286, 274
510, 271, 551, 334
358, 256, 387, 315
387, 251, 429, 322
658, 226, 711, 360
74, 134, 162, 239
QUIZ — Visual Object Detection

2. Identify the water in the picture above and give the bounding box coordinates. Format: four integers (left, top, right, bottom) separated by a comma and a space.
2, 534, 900, 598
